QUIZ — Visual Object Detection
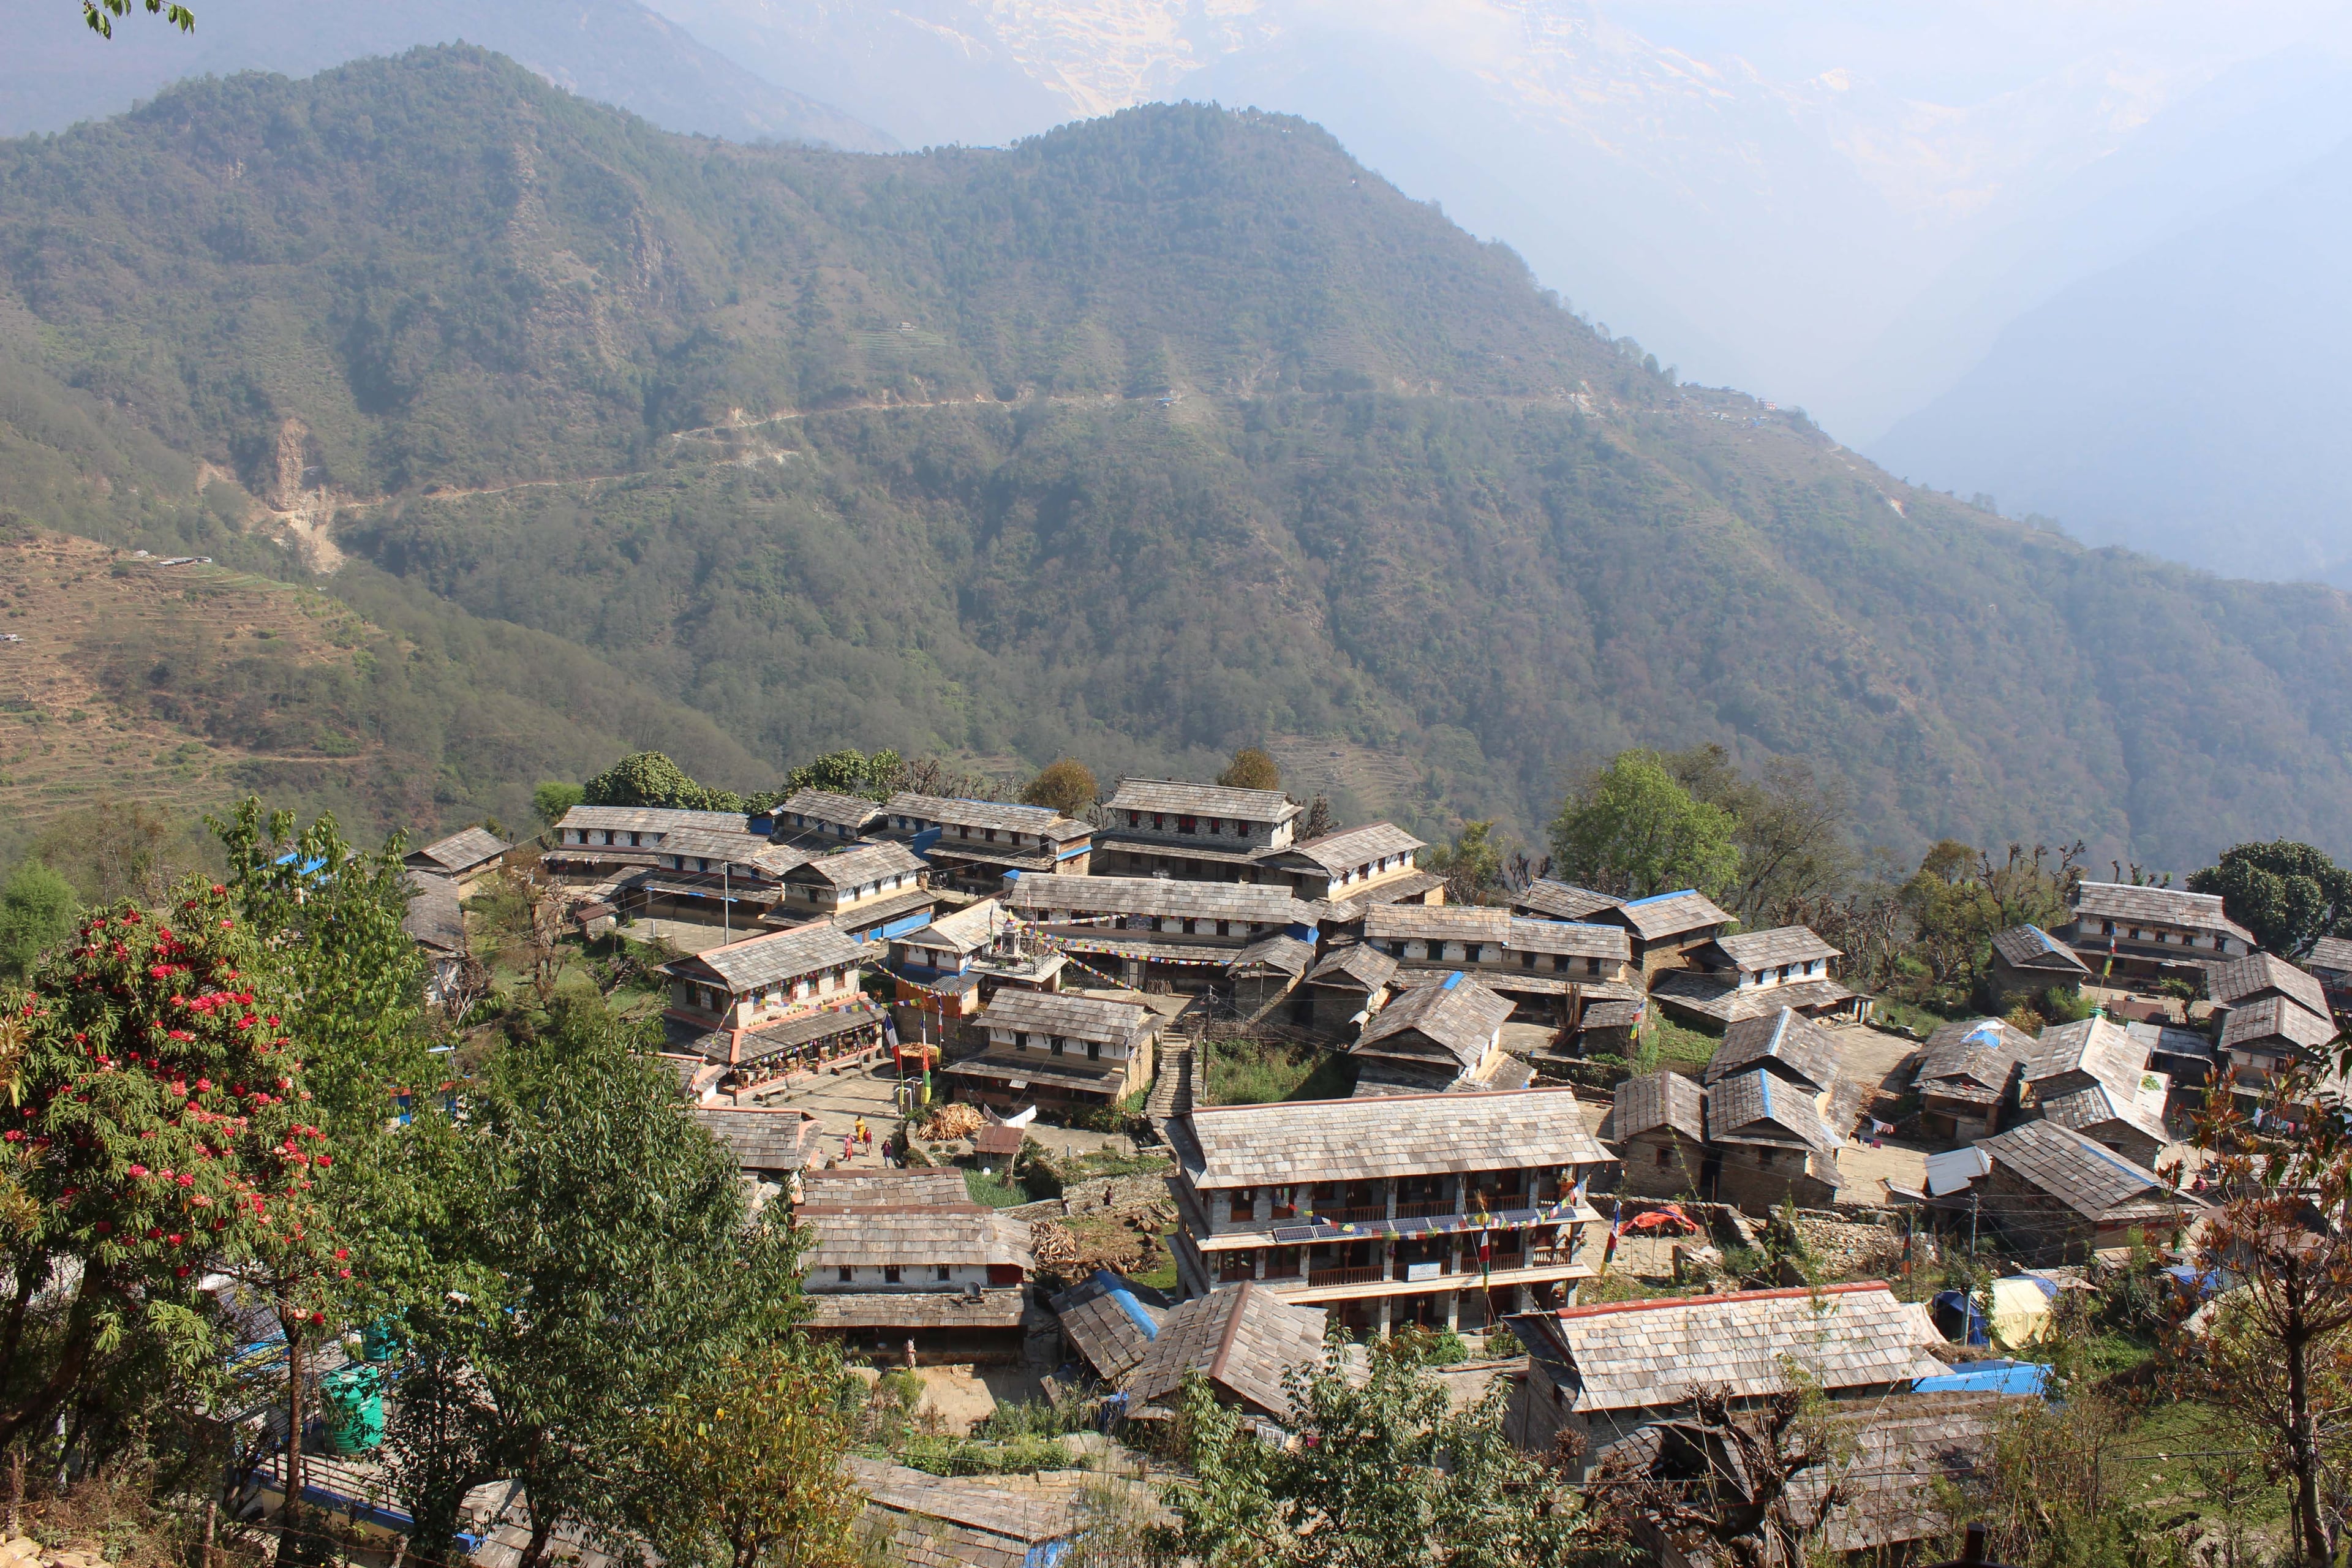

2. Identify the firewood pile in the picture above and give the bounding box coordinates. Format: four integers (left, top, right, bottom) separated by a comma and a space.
919, 1102, 986, 1141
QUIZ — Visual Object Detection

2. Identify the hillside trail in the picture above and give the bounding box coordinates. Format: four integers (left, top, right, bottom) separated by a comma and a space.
256, 380, 1778, 566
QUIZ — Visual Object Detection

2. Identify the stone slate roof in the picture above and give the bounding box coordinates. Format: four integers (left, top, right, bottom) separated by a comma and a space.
845, 1458, 1170, 1568
800, 1208, 1034, 1271
1976, 1119, 2184, 1222
1506, 919, 1633, 962
1913, 1019, 2035, 1107
692, 1107, 821, 1172
1049, 1270, 1172, 1384
2209, 952, 2331, 1022
2071, 881, 2253, 942
897, 898, 1006, 957
2037, 1083, 2168, 1150
1710, 925, 1841, 971
946, 1052, 1132, 1097
803, 1287, 1029, 1332
555, 805, 748, 839
886, 793, 1084, 841
1990, 924, 2092, 976
1705, 1008, 1842, 1093
1184, 1087, 1609, 1189
1363, 903, 1512, 946
1513, 880, 1623, 922
662, 826, 809, 876
1003, 873, 1312, 927
1273, 821, 1425, 873
1123, 1282, 1331, 1419
668, 922, 865, 992
1355, 973, 1512, 1072
799, 1169, 973, 1207
1605, 889, 1734, 943
982, 989, 1154, 1047
407, 826, 509, 875
772, 788, 884, 831
1649, 971, 1855, 1025
1600, 1071, 1705, 1144
401, 870, 467, 957
1705, 1069, 1843, 1155
2218, 995, 2340, 1055
1780, 1393, 2016, 1553
1104, 777, 1300, 823
2310, 936, 2352, 974
2025, 1016, 2149, 1091
2125, 1019, 2215, 1067
1307, 943, 1400, 992
1227, 932, 1319, 978
1506, 1283, 1943, 1414
788, 840, 930, 888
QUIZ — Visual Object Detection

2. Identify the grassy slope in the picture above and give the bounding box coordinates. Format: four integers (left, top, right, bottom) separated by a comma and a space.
1, 50, 2348, 865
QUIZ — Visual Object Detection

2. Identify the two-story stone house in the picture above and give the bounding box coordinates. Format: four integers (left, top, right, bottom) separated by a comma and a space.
1359, 905, 1647, 1025
1167, 1087, 1614, 1336
2053, 882, 2255, 985
879, 793, 1093, 888
1251, 821, 1438, 905
1349, 972, 1523, 1094
944, 989, 1160, 1112
1649, 925, 1859, 1030
661, 922, 886, 1084
546, 805, 756, 883
998, 874, 1316, 990
1095, 778, 1302, 883
766, 840, 937, 943
1587, 889, 1735, 979
639, 824, 810, 929
794, 1169, 1036, 1363
755, 787, 886, 846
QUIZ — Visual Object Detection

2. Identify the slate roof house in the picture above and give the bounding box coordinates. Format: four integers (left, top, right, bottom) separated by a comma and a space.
1349, 972, 1523, 1095
1512, 880, 1624, 924
1598, 1071, 1707, 1199
1254, 821, 1436, 905
1988, 924, 2093, 1006
635, 824, 809, 929
2054, 881, 2254, 983
690, 1106, 823, 1181
1951, 1120, 2193, 1264
2206, 952, 2340, 1110
1358, 905, 1642, 1023
756, 787, 884, 845
1649, 924, 1859, 1030
2016, 1016, 2170, 1166
1168, 1087, 1613, 1335
2309, 936, 2352, 1009
1049, 1270, 1172, 1386
1912, 1017, 2034, 1140
765, 840, 936, 943
794, 1172, 1036, 1362
845, 1457, 1169, 1568
401, 870, 469, 1007
1300, 943, 1401, 1035
1000, 873, 1314, 992
878, 793, 1093, 886
1095, 778, 1302, 884
1501, 1284, 1945, 1475
1224, 932, 1321, 1022
546, 804, 755, 881
1702, 1008, 1843, 1095
945, 990, 1159, 1112
1588, 889, 1735, 979
1703, 1068, 1847, 1211
660, 923, 886, 1082
1121, 1281, 1338, 1423
403, 826, 511, 890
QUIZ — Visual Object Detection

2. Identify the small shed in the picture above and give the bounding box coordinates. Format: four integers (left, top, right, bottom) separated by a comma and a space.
1599, 1071, 1706, 1199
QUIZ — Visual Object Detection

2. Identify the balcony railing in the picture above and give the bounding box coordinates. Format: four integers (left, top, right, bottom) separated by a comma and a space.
1306, 1265, 1385, 1289
1393, 1199, 1459, 1218
1313, 1205, 1389, 1224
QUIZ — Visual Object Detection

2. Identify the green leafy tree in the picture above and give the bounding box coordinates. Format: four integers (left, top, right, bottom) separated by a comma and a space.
382, 1003, 809, 1564
2187, 840, 2352, 958
210, 801, 432, 1134
1665, 745, 1855, 924
624, 1341, 868, 1568
1548, 751, 1740, 900
583, 752, 746, 813
1216, 747, 1281, 793
0, 862, 78, 982
532, 781, 586, 827
81, 0, 192, 39
1897, 840, 2082, 1000
0, 883, 339, 1456
1425, 820, 1505, 905
1167, 1333, 1602, 1567
1020, 757, 1098, 817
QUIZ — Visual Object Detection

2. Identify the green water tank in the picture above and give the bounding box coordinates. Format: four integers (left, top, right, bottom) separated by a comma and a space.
360, 1315, 403, 1362
319, 1364, 384, 1455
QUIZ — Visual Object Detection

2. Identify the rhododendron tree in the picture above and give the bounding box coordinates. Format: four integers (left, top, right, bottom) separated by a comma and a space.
0, 881, 344, 1487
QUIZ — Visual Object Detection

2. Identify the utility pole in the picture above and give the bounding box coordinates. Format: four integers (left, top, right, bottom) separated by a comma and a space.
723, 862, 730, 939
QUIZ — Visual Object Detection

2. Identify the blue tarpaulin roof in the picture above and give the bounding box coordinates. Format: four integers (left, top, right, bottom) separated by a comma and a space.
1915, 1359, 2051, 1396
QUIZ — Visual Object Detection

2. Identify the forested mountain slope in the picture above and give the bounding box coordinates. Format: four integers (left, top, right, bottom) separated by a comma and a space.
0, 48, 2346, 869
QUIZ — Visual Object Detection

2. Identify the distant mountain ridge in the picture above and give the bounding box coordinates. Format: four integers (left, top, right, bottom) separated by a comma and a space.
1, 48, 2348, 872
0, 0, 894, 149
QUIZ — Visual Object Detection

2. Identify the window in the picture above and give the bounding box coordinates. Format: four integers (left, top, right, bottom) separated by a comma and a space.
985, 828, 998, 843
838, 1266, 854, 1283
1087, 1039, 1102, 1061
1152, 813, 1165, 830
1655, 1147, 1672, 1167
884, 1265, 902, 1284
1238, 821, 1253, 836
1229, 1189, 1255, 1222
1178, 815, 1197, 834
1521, 951, 1537, 969
1216, 919, 1231, 937
936, 1264, 951, 1282
1587, 956, 1602, 976
1128, 812, 1140, 827
1208, 818, 1223, 834
1016, 1032, 1030, 1051
1050, 1036, 1066, 1057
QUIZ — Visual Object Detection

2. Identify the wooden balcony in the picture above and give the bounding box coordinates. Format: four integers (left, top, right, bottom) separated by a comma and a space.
1307, 1265, 1385, 1289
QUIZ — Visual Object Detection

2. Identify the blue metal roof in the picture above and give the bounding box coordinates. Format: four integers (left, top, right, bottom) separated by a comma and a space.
1441, 970, 1464, 990
1623, 888, 1700, 908
1915, 1360, 2050, 1396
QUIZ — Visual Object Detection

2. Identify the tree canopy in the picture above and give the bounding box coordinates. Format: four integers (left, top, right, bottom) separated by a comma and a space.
1020, 758, 1098, 817
1216, 747, 1281, 793
1547, 751, 1740, 900
2187, 840, 2352, 958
